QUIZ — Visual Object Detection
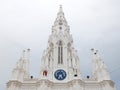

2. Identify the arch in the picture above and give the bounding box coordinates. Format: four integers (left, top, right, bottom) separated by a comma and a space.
43, 70, 48, 76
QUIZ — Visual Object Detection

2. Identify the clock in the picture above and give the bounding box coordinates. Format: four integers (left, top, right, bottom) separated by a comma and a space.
54, 69, 67, 80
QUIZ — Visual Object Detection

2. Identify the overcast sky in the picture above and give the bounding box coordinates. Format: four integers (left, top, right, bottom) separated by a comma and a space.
0, 0, 120, 90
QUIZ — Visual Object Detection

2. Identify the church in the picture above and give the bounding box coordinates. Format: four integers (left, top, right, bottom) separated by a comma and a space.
6, 6, 116, 90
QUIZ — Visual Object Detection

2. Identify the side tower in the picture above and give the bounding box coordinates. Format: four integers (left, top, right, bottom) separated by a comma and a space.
6, 49, 30, 90
40, 5, 81, 82
91, 49, 111, 81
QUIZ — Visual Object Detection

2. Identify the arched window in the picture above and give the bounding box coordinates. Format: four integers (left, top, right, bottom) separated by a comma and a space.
58, 41, 63, 64
43, 70, 47, 76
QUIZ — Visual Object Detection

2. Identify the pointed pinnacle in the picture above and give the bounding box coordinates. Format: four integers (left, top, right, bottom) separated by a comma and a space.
57, 5, 64, 17
59, 5, 63, 12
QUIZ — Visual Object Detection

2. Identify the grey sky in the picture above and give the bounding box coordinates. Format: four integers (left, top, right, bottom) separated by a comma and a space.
0, 0, 120, 90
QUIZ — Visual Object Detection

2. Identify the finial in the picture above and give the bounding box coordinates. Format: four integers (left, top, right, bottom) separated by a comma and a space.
59, 5, 63, 12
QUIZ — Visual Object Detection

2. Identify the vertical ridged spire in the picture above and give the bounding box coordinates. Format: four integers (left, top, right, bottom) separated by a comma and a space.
11, 49, 30, 81
91, 48, 110, 81
41, 5, 81, 80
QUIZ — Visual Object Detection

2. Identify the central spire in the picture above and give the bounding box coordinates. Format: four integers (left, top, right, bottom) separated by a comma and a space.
40, 6, 81, 81
52, 5, 69, 33
54, 5, 67, 26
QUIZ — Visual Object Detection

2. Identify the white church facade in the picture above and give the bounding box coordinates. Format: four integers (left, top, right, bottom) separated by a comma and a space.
6, 6, 116, 90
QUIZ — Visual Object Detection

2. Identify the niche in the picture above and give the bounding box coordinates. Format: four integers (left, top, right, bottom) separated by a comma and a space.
43, 70, 48, 76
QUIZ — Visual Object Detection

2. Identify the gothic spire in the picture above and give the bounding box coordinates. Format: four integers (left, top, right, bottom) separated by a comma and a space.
91, 48, 110, 81
11, 49, 30, 81
53, 5, 68, 27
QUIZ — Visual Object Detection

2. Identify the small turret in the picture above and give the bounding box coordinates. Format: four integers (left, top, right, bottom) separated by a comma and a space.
91, 48, 111, 81
11, 49, 30, 81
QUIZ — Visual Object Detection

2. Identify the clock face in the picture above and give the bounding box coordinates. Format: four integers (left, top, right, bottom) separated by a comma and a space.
54, 69, 67, 80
